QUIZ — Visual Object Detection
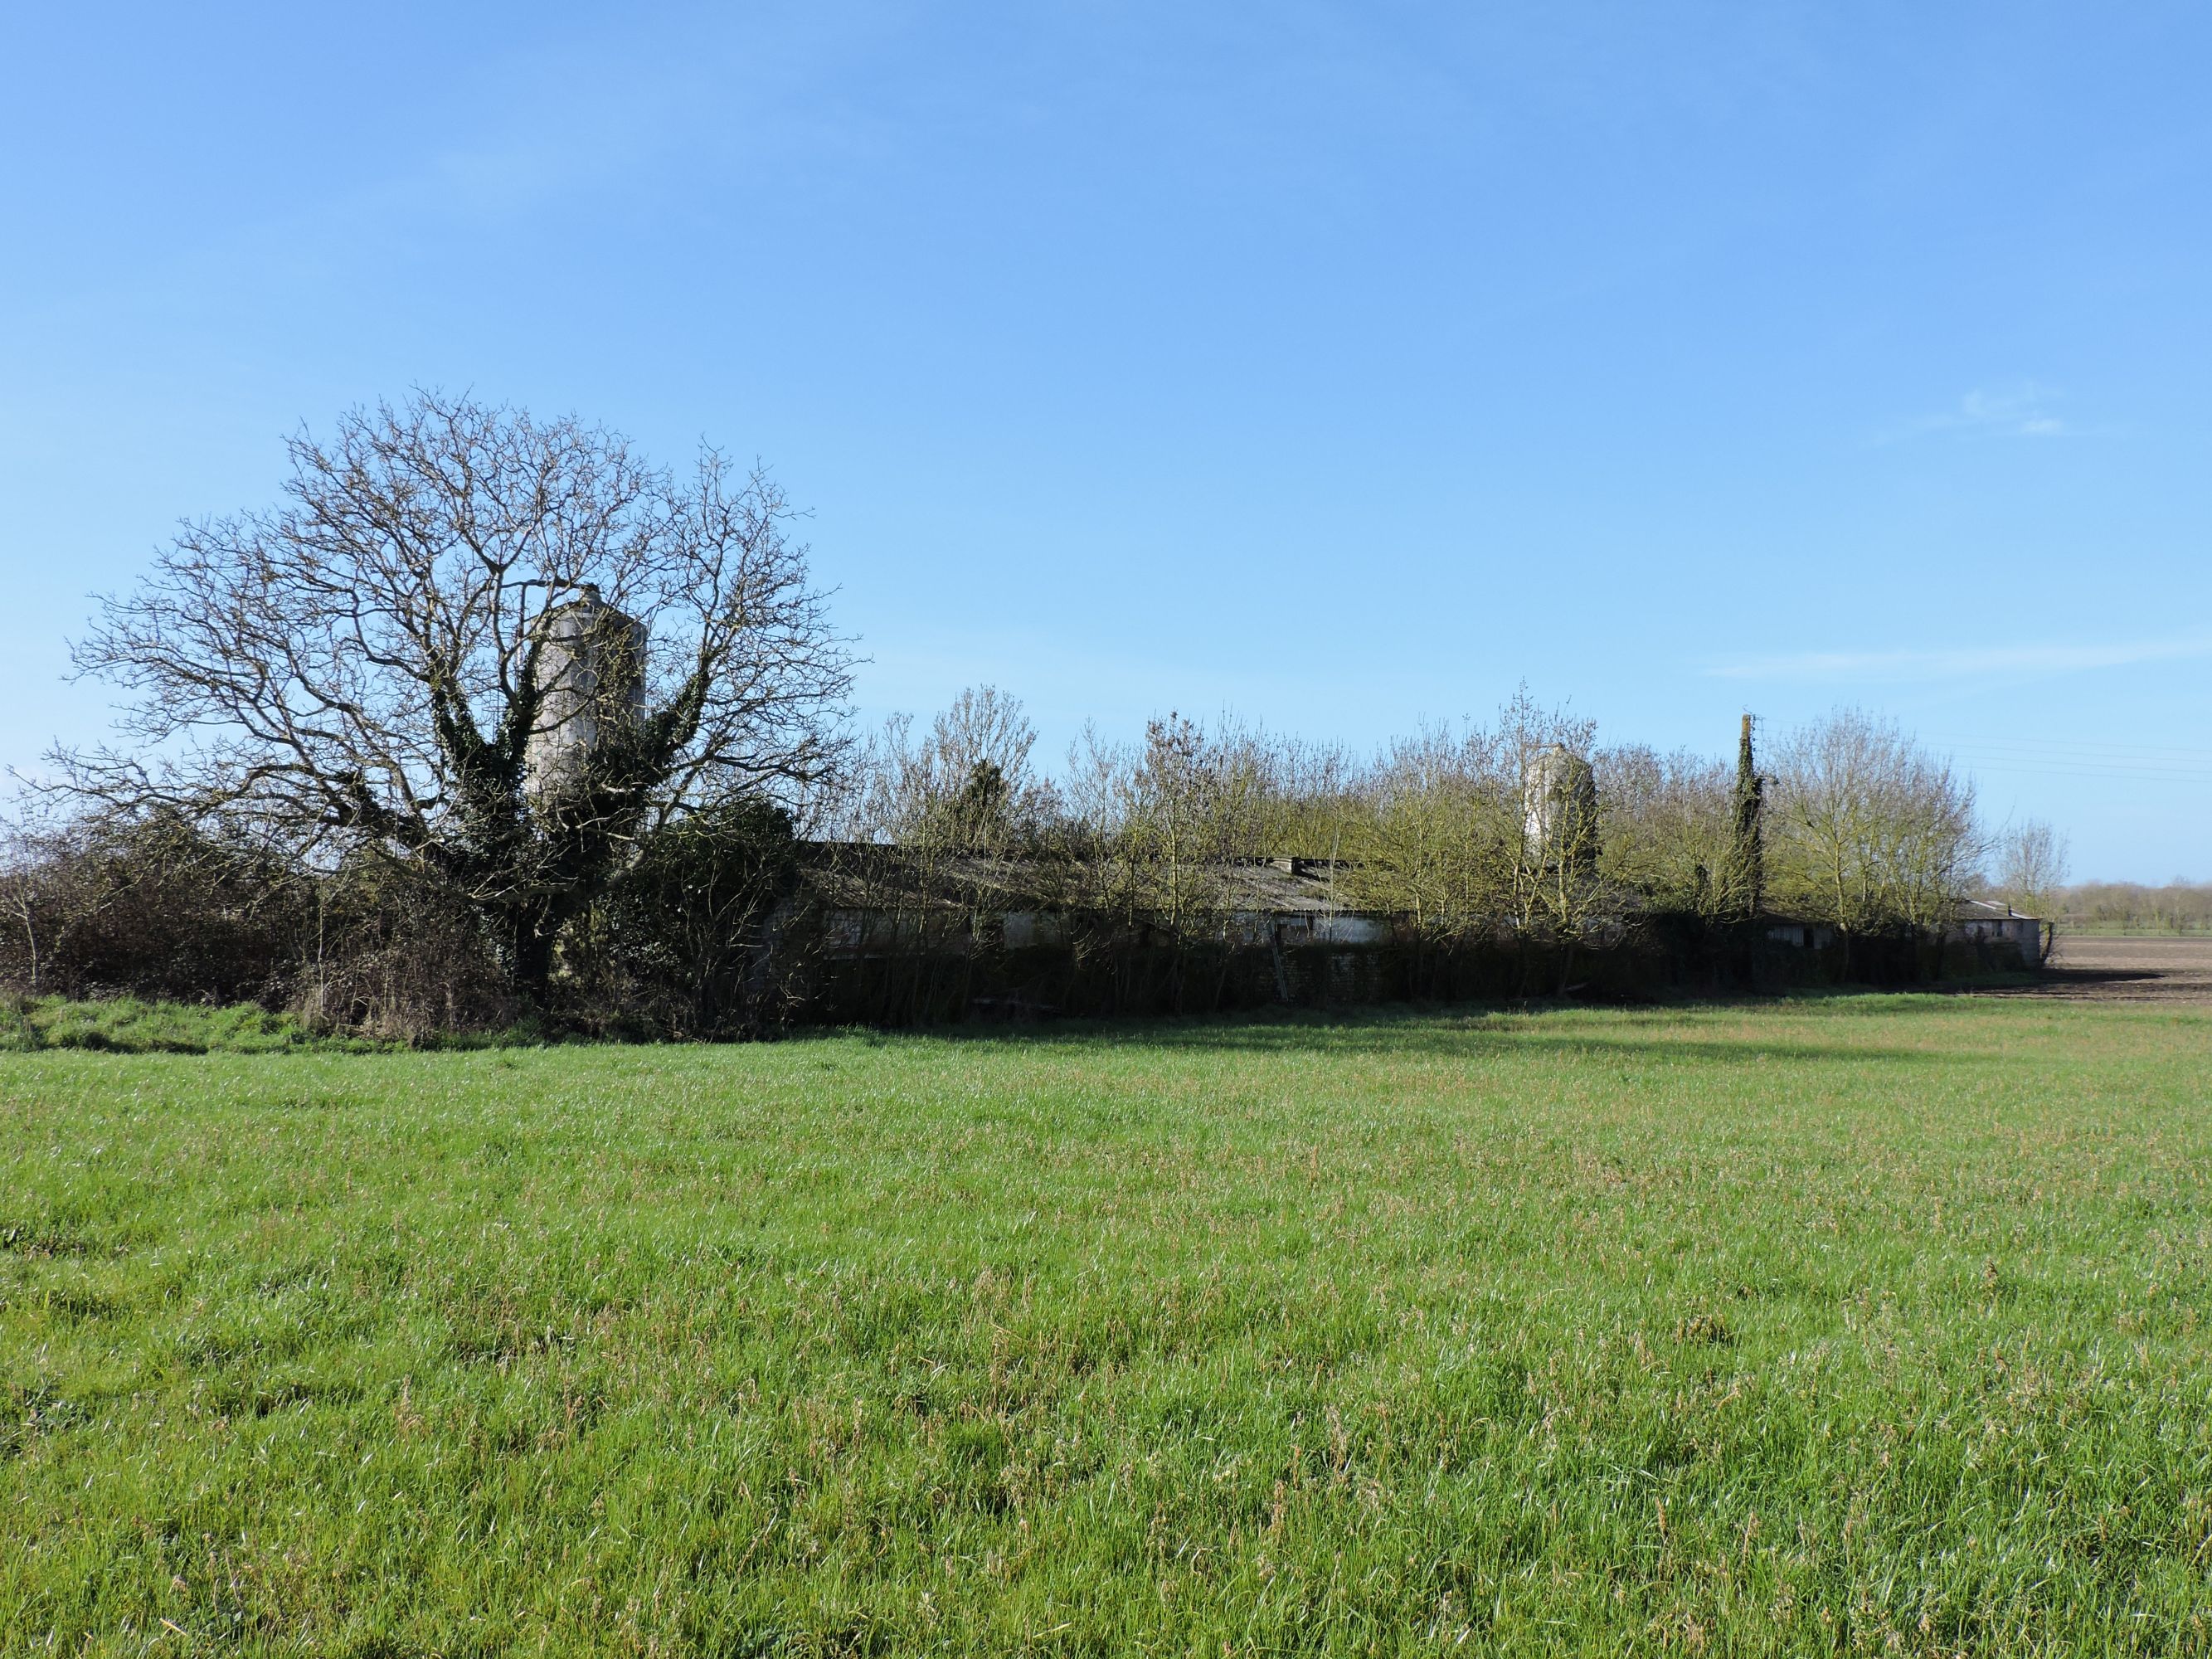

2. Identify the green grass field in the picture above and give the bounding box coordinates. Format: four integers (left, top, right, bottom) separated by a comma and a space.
5, 997, 2210, 1656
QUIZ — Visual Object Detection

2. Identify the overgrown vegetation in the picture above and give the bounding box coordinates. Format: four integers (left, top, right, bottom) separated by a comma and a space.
824, 692, 2000, 974
2, 691, 2031, 1034
4, 996, 2208, 1652
39, 391, 848, 1013
10, 391, 2042, 1039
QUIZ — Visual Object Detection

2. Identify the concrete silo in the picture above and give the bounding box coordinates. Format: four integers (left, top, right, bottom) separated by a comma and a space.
523, 584, 648, 796
1521, 742, 1599, 874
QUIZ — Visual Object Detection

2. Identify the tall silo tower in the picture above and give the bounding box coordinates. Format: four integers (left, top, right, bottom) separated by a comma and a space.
1521, 742, 1599, 874
523, 584, 648, 796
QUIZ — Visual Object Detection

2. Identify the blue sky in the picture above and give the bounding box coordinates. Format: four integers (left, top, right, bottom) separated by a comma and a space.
3, 2, 2207, 879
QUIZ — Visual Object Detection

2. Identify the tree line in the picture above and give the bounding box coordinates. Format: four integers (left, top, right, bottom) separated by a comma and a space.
0, 393, 2060, 1037
822, 685, 2035, 957
2054, 881, 2212, 934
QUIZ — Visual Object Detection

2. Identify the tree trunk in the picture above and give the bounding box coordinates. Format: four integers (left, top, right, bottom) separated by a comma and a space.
509, 910, 558, 1006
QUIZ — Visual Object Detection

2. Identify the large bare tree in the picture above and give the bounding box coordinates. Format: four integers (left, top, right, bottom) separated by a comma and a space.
57, 392, 853, 997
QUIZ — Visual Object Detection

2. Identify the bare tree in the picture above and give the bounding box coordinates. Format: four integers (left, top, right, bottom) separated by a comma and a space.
1114, 713, 1253, 937
1767, 710, 1981, 962
1206, 718, 1359, 860
847, 686, 1053, 854
1499, 690, 1602, 939
1995, 819, 2069, 962
815, 688, 1061, 1014
55, 392, 852, 999
1339, 722, 1516, 939
1331, 692, 1603, 957
1050, 712, 1281, 937
1594, 744, 1733, 917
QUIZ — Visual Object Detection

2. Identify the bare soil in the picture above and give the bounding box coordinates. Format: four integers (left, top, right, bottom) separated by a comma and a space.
1996, 934, 2212, 1004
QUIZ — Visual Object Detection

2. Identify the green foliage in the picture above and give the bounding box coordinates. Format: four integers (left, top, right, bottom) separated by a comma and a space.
1721, 712, 1766, 919
571, 796, 800, 1036
4, 999, 2210, 1652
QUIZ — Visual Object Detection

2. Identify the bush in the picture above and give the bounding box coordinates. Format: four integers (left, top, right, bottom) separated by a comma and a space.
301, 858, 520, 1043
0, 807, 312, 1005
0, 796, 809, 1044
562, 799, 800, 1038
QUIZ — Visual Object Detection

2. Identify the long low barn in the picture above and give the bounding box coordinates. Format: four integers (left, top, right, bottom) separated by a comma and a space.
812, 852, 1393, 955
804, 845, 2041, 957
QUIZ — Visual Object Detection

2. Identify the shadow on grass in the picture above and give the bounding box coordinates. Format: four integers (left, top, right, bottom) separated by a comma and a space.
810, 1000, 1954, 1067
6, 978, 2049, 1063
1128, 1026, 1939, 1066
1917, 966, 2201, 1000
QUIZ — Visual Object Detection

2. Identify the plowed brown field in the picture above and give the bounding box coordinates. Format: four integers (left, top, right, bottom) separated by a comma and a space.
2010, 933, 2212, 1002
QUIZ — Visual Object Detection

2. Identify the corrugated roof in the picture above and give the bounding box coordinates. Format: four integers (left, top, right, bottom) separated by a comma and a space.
800, 845, 1371, 915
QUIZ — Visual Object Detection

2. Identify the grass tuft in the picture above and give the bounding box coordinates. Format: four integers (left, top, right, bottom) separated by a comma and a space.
0, 995, 365, 1055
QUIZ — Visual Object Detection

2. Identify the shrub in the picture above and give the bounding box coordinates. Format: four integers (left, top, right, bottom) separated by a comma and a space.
300, 857, 519, 1043
562, 798, 801, 1038
0, 807, 311, 1005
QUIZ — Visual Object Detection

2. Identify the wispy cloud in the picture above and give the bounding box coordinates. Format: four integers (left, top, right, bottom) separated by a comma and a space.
1705, 635, 2212, 684
1876, 382, 2069, 445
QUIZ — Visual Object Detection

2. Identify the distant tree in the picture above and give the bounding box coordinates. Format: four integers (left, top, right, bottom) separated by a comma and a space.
1995, 819, 2069, 962
1335, 691, 1603, 957
1049, 711, 1290, 940
53, 392, 851, 1001
1118, 713, 1255, 937
850, 686, 1052, 855
1720, 713, 1765, 919
1593, 744, 1733, 917
1339, 722, 1517, 939
1519, 742, 1600, 925
1502, 691, 1602, 940
2055, 878, 2212, 935
1767, 710, 1981, 963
